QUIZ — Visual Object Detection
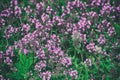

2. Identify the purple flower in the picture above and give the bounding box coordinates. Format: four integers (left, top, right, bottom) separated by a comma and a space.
14, 28, 20, 33
36, 48, 46, 59
78, 18, 91, 32
67, 0, 85, 10
23, 49, 29, 54
98, 34, 105, 44
30, 17, 38, 24
102, 20, 110, 27
84, 58, 92, 66
35, 61, 46, 71
4, 57, 12, 65
41, 13, 50, 23
52, 47, 64, 58
69, 70, 78, 79
10, 0, 18, 6
107, 27, 116, 36
6, 46, 14, 57
0, 18, 5, 26
46, 6, 54, 14
14, 6, 21, 17
21, 24, 30, 32
21, 33, 32, 45
91, 0, 102, 6
61, 57, 72, 67
0, 8, 11, 17
117, 5, 120, 13
24, 6, 32, 15
100, 2, 114, 15
4, 25, 14, 39
86, 42, 96, 53
89, 11, 98, 18
0, 75, 4, 80
35, 22, 42, 29
36, 2, 44, 11
41, 71, 51, 80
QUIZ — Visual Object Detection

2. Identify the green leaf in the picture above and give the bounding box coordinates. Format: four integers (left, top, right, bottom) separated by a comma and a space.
9, 51, 34, 79
19, 52, 27, 64
8, 72, 23, 80
114, 23, 120, 36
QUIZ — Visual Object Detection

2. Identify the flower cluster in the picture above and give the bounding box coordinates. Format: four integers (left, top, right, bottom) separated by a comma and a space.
84, 58, 92, 66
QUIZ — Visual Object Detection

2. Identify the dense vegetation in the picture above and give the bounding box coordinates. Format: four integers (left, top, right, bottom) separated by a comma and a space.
0, 0, 120, 80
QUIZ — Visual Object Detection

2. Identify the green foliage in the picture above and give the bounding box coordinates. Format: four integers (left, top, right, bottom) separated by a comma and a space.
8, 51, 36, 80
114, 23, 120, 37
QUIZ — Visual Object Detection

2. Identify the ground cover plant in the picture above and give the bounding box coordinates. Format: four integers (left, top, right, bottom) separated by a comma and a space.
0, 0, 120, 80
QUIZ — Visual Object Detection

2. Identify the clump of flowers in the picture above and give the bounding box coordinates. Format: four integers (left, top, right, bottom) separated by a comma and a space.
0, 0, 120, 80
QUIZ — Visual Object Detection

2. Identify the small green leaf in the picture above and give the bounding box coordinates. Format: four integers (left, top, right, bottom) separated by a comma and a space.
114, 23, 120, 36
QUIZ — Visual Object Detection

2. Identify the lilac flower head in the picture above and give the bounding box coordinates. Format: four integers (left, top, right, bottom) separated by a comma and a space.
52, 47, 64, 57
4, 25, 14, 39
35, 21, 42, 29
23, 49, 29, 54
14, 6, 22, 17
0, 18, 5, 26
36, 2, 44, 11
6, 46, 14, 57
41, 71, 51, 80
61, 57, 72, 67
100, 2, 114, 15
24, 6, 32, 15
30, 17, 38, 24
14, 27, 20, 33
107, 27, 116, 36
36, 48, 46, 59
102, 20, 111, 27
70, 0, 86, 10
91, 0, 102, 6
46, 6, 54, 14
4, 57, 12, 65
84, 58, 92, 66
41, 13, 50, 23
21, 24, 30, 32
0, 8, 11, 17
21, 33, 31, 45
86, 42, 96, 52
10, 0, 18, 6
117, 5, 120, 13
0, 75, 4, 80
35, 61, 46, 71
69, 70, 78, 79
78, 18, 91, 32
98, 34, 105, 44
